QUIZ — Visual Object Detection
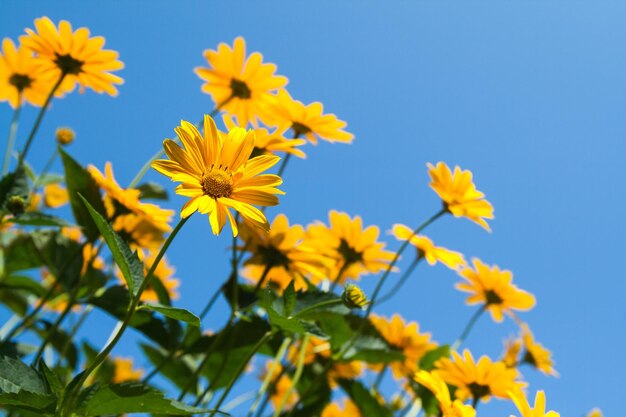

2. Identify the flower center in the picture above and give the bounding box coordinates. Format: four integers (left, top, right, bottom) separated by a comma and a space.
201, 170, 233, 198
467, 382, 491, 400
484, 289, 503, 305
338, 239, 363, 265
230, 78, 251, 99
522, 350, 537, 367
9, 74, 32, 91
258, 245, 290, 268
291, 121, 312, 137
54, 53, 84, 75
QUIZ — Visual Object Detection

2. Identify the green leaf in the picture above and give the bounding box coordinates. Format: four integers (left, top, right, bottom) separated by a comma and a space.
293, 290, 350, 317
0, 356, 48, 394
137, 182, 168, 200
140, 344, 197, 391
338, 379, 393, 417
37, 360, 63, 396
138, 304, 200, 327
34, 173, 64, 186
74, 383, 216, 416
0, 168, 29, 210
0, 275, 45, 297
59, 148, 107, 242
78, 194, 143, 296
419, 345, 450, 371
7, 212, 73, 227
283, 280, 297, 316
0, 391, 56, 412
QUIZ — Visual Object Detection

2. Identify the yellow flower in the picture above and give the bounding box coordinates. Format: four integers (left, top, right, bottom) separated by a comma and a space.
586, 408, 603, 417
56, 127, 75, 145
370, 314, 436, 379
519, 324, 558, 377
262, 89, 353, 144
88, 162, 173, 249
152, 115, 283, 236
0, 38, 52, 107
502, 336, 523, 368
427, 162, 494, 231
321, 399, 362, 417
21, 17, 124, 95
223, 115, 306, 159
260, 362, 298, 411
434, 349, 525, 403
195, 37, 287, 126
305, 211, 395, 285
43, 183, 69, 208
391, 223, 466, 270
456, 258, 536, 322
414, 370, 476, 417
342, 284, 369, 309
241, 214, 331, 292
508, 387, 560, 417
112, 357, 143, 383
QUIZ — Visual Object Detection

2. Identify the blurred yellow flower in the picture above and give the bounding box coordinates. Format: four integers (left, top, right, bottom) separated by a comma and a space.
586, 408, 603, 417
260, 362, 298, 412
56, 127, 75, 145
43, 183, 69, 208
509, 387, 560, 417
195, 37, 287, 126
391, 223, 466, 270
241, 214, 331, 292
502, 336, 523, 368
0, 38, 52, 107
427, 162, 494, 231
21, 17, 124, 95
520, 324, 558, 376
152, 115, 283, 236
434, 349, 525, 403
370, 314, 436, 379
321, 399, 361, 417
305, 211, 395, 285
456, 258, 535, 322
224, 115, 306, 159
414, 370, 476, 417
263, 89, 353, 144
112, 357, 143, 383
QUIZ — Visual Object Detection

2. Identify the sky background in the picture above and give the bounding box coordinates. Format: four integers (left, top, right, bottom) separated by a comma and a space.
1, 1, 625, 416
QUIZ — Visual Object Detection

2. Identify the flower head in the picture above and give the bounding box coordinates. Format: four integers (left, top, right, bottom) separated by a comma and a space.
392, 224, 466, 270
43, 183, 69, 208
456, 258, 535, 322
508, 387, 560, 417
519, 324, 557, 376
427, 162, 494, 231
21, 17, 123, 95
342, 284, 369, 309
586, 409, 603, 417
112, 357, 143, 383
195, 37, 287, 126
262, 89, 353, 144
414, 370, 476, 417
152, 115, 283, 236
56, 127, 75, 145
321, 399, 362, 417
223, 116, 306, 159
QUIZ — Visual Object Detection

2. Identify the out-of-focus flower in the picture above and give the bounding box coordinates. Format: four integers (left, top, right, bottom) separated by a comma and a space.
586, 408, 603, 417
508, 387, 560, 417
21, 17, 123, 95
0, 38, 52, 107
342, 284, 369, 309
195, 37, 287, 126
427, 162, 494, 231
434, 349, 525, 403
262, 89, 353, 144
414, 370, 476, 417
112, 357, 143, 383
6, 195, 27, 215
519, 324, 557, 376
260, 362, 298, 412
391, 223, 466, 269
55, 127, 75, 145
370, 314, 436, 379
321, 399, 362, 417
456, 258, 535, 322
502, 336, 523, 368
43, 183, 69, 208
152, 115, 283, 236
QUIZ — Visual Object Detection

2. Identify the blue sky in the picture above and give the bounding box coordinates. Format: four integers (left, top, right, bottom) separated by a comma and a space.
2, 1, 625, 416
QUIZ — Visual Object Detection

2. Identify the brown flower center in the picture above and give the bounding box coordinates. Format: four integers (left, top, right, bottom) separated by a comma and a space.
467, 382, 491, 400
54, 53, 84, 75
201, 170, 232, 198
338, 239, 362, 265
230, 78, 251, 99
484, 289, 503, 305
291, 121, 312, 137
9, 74, 32, 91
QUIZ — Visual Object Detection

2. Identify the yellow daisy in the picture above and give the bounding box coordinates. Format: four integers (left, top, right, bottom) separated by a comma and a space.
519, 324, 558, 376
509, 387, 560, 417
434, 349, 525, 403
21, 17, 123, 96
392, 223, 466, 270
427, 162, 494, 232
586, 409, 603, 417
321, 399, 362, 417
0, 38, 52, 107
456, 258, 536, 322
43, 183, 69, 208
195, 37, 287, 126
414, 370, 476, 417
112, 357, 143, 383
262, 89, 353, 144
305, 211, 395, 285
370, 314, 436, 379
152, 115, 283, 236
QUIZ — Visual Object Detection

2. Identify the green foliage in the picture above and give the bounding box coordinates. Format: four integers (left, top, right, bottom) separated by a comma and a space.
137, 181, 169, 200
139, 303, 201, 327
5, 212, 73, 227
0, 356, 57, 414
0, 168, 29, 212
338, 378, 393, 417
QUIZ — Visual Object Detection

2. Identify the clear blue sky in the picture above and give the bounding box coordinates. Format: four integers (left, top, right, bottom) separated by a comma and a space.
2, 1, 625, 416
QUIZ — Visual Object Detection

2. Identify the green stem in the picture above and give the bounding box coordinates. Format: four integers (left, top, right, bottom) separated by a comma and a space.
272, 334, 309, 417
199, 284, 224, 321
54, 305, 92, 368
374, 256, 422, 306
274, 132, 300, 180
247, 337, 292, 417
372, 365, 387, 393
452, 306, 486, 351
32, 149, 59, 192
62, 216, 189, 415
2, 100, 22, 176
207, 331, 273, 416
292, 299, 343, 318
231, 227, 239, 313
18, 74, 66, 167
328, 262, 350, 292
253, 264, 273, 293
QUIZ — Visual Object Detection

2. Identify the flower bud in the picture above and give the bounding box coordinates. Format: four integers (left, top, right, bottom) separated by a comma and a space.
342, 284, 369, 309
6, 195, 26, 215
56, 127, 75, 145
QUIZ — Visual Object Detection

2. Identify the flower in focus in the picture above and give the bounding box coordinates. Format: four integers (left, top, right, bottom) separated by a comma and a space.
427, 162, 494, 231
260, 362, 298, 411
0, 38, 52, 107
241, 214, 330, 292
456, 258, 535, 322
414, 370, 476, 417
43, 183, 69, 208
392, 223, 466, 269
112, 357, 143, 383
152, 115, 283, 236
305, 211, 395, 285
321, 399, 362, 417
370, 314, 436, 379
56, 127, 75, 145
342, 283, 369, 309
434, 349, 525, 403
88, 162, 173, 249
21, 17, 124, 95
262, 89, 353, 144
195, 37, 287, 126
508, 387, 560, 417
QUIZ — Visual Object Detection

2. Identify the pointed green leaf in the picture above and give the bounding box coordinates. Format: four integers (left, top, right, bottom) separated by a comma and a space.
37, 360, 63, 396
7, 212, 73, 227
0, 356, 48, 394
283, 280, 297, 316
419, 345, 450, 371
138, 304, 200, 327
338, 379, 393, 417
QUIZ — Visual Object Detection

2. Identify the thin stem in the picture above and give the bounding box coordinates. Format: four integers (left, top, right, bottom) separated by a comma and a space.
199, 285, 224, 321
247, 337, 292, 417
452, 306, 486, 351
274, 132, 300, 180
374, 256, 422, 306
54, 305, 92, 368
2, 100, 22, 176
18, 74, 66, 167
292, 299, 343, 319
231, 229, 239, 314
253, 264, 273, 293
328, 262, 350, 293
372, 365, 387, 393
272, 334, 309, 417
32, 149, 59, 191
207, 331, 273, 417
